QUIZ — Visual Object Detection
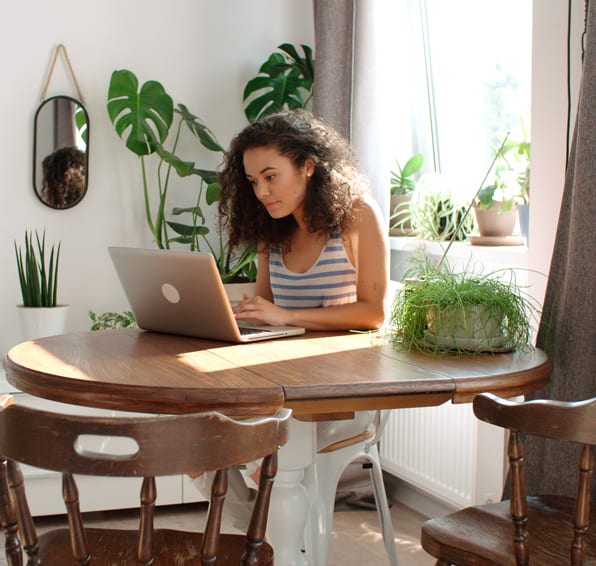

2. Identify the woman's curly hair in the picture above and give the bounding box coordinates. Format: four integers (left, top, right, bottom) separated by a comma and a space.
41, 146, 86, 208
218, 110, 368, 252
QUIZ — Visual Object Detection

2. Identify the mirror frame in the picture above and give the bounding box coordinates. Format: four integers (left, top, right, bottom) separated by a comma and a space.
33, 95, 90, 209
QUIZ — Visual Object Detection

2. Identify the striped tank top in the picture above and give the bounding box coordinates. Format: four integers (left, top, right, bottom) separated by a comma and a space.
269, 233, 357, 309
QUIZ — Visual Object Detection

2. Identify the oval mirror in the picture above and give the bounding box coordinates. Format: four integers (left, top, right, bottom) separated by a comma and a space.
33, 95, 89, 209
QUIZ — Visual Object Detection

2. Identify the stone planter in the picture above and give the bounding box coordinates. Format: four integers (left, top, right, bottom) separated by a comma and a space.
425, 304, 506, 350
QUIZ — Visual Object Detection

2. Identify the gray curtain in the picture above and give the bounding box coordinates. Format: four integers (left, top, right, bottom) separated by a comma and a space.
518, 0, 596, 503
312, 0, 392, 223
312, 0, 354, 139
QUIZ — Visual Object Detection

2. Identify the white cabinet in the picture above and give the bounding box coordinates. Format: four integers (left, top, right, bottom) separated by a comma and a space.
0, 373, 203, 517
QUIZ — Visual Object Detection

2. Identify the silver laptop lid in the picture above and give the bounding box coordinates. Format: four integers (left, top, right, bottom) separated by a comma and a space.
108, 246, 304, 343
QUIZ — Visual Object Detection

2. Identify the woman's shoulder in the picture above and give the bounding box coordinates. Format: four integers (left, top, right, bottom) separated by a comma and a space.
349, 193, 384, 227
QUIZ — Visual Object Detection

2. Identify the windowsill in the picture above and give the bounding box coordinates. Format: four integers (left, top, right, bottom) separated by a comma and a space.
389, 236, 529, 281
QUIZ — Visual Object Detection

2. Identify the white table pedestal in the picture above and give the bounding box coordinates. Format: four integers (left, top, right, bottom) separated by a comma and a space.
266, 418, 315, 566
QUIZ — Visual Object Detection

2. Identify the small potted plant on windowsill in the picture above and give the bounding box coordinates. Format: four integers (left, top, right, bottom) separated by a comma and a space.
405, 173, 475, 242
473, 132, 530, 241
389, 259, 537, 354
14, 230, 68, 340
389, 153, 424, 237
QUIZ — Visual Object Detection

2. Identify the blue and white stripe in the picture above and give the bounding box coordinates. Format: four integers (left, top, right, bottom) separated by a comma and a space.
269, 233, 357, 309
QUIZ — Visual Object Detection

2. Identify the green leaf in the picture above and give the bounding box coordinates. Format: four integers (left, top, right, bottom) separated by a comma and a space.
477, 185, 497, 209
193, 168, 217, 184
74, 106, 88, 146
401, 153, 424, 178
243, 45, 314, 122
154, 144, 195, 177
107, 69, 174, 156
278, 43, 315, 82
166, 221, 209, 237
171, 205, 204, 217
177, 104, 224, 152
206, 182, 221, 205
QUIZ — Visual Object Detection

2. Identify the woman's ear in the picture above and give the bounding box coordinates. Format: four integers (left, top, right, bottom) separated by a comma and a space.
304, 158, 315, 177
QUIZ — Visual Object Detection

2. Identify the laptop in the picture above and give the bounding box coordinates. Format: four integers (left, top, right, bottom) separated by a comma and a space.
108, 246, 305, 343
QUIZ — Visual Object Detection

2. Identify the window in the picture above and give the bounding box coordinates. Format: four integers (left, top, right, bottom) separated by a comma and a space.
392, 0, 532, 197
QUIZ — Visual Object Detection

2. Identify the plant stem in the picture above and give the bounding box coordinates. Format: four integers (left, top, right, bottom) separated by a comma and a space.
141, 156, 157, 244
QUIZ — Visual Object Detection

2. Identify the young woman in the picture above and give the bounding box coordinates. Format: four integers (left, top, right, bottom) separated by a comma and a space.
193, 110, 389, 525
218, 109, 389, 332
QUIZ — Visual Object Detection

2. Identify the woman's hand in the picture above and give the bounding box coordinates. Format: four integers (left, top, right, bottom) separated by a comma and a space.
233, 293, 291, 326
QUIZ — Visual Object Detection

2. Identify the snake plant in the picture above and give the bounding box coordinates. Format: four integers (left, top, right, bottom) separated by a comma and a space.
15, 230, 61, 307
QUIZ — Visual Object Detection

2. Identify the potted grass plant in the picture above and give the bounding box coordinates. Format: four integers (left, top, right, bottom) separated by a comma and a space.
14, 230, 68, 340
389, 258, 537, 354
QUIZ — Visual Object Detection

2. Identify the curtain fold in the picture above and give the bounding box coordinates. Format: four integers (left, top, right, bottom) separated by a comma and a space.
312, 0, 393, 223
312, 0, 354, 140
509, 0, 596, 503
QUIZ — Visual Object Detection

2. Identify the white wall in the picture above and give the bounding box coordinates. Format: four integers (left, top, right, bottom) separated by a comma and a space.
529, 0, 585, 307
0, 0, 314, 355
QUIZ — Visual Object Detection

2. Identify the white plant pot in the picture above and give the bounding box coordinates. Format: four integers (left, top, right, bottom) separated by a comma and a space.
17, 305, 69, 341
223, 282, 257, 307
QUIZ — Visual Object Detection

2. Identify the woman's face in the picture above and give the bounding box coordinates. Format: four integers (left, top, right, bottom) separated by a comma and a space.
243, 146, 313, 220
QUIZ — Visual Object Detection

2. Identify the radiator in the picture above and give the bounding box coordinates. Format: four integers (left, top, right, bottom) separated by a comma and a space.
380, 402, 506, 509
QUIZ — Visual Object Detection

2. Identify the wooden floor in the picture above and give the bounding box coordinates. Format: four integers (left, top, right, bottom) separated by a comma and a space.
0, 496, 435, 565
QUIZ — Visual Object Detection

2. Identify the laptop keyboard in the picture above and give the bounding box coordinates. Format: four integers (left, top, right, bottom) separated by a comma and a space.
238, 326, 272, 337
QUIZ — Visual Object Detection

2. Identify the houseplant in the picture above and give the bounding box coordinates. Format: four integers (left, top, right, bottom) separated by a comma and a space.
243, 43, 314, 122
389, 153, 424, 236
88, 310, 136, 330
14, 230, 68, 339
107, 69, 257, 284
406, 173, 474, 242
107, 43, 314, 284
389, 259, 536, 354
474, 132, 530, 238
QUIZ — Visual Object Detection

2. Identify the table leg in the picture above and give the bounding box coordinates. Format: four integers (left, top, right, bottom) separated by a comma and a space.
267, 418, 315, 566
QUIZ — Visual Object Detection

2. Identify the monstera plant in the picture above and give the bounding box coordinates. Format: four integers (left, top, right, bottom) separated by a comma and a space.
107, 69, 223, 251
243, 43, 314, 122
107, 44, 313, 282
107, 70, 257, 282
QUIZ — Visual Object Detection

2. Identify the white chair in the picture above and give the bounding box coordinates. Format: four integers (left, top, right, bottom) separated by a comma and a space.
303, 409, 399, 566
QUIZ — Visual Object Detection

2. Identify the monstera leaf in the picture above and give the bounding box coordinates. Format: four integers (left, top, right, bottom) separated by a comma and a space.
243, 43, 314, 123
107, 69, 174, 156
177, 104, 224, 152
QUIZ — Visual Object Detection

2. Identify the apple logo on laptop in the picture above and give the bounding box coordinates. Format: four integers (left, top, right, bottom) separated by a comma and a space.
161, 283, 181, 304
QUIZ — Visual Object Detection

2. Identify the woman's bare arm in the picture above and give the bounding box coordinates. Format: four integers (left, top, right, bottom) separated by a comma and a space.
234, 197, 389, 331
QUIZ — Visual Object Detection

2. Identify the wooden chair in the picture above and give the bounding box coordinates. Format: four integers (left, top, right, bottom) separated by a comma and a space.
421, 393, 596, 565
0, 394, 291, 565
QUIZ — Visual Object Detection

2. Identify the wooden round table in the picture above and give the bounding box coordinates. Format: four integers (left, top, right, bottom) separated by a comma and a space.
4, 329, 551, 565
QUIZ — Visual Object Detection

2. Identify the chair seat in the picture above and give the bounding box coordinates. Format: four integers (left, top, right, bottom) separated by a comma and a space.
421, 495, 596, 566
36, 527, 274, 565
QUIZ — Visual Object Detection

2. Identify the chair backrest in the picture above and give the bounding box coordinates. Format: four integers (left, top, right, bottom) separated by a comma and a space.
0, 396, 291, 565
473, 393, 596, 565
0, 402, 291, 477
